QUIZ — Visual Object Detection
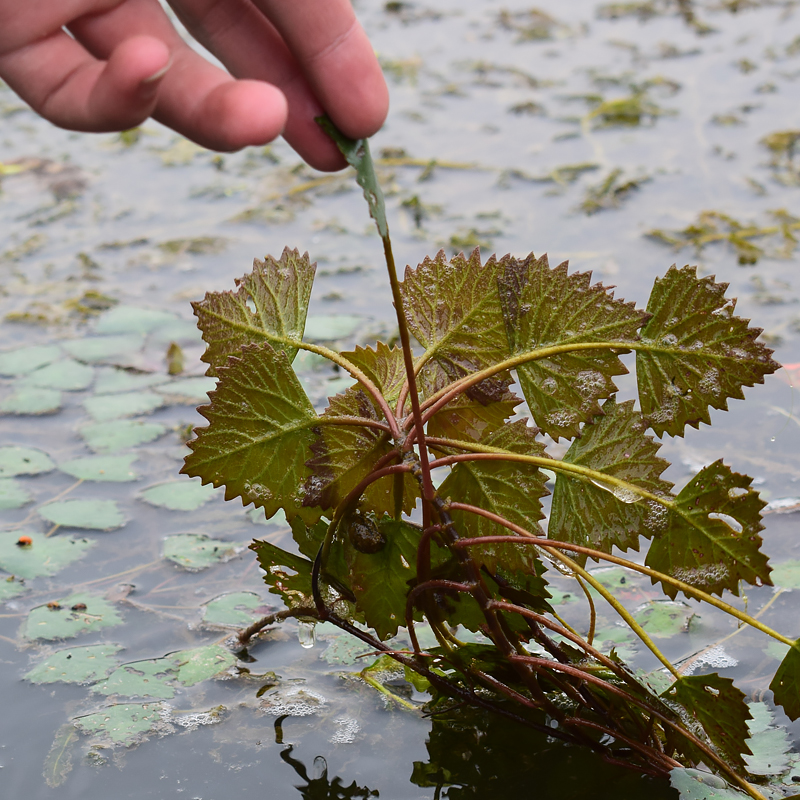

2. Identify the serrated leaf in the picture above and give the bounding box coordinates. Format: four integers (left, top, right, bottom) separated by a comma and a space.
182, 342, 322, 522
251, 540, 315, 608
347, 517, 420, 640
498, 253, 646, 440
402, 249, 510, 402
0, 531, 93, 579
665, 674, 752, 770
438, 421, 549, 574
24, 593, 123, 641
192, 247, 315, 376
646, 461, 770, 599
743, 702, 792, 776
549, 398, 673, 561
770, 640, 800, 721
637, 266, 779, 437
340, 342, 407, 405
39, 499, 125, 531
304, 387, 416, 516
25, 644, 123, 684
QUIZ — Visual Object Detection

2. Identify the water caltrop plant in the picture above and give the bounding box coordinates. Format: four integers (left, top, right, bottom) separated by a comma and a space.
182, 119, 797, 798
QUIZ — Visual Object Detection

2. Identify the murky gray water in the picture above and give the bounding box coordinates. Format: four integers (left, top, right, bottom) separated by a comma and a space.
2, 1, 800, 797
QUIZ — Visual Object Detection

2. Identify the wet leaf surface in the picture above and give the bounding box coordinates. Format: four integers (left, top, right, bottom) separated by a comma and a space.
25, 644, 123, 684
202, 591, 267, 627
141, 478, 218, 511
39, 499, 126, 531
83, 391, 164, 422
162, 533, 238, 571
24, 593, 123, 641
79, 419, 167, 452
0, 445, 55, 476
0, 344, 61, 376
0, 477, 32, 509
59, 454, 139, 482
0, 531, 93, 579
19, 358, 94, 391
0, 386, 62, 415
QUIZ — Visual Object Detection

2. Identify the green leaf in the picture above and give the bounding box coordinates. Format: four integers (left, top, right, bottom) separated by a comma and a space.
25, 644, 123, 684
665, 674, 752, 770
637, 266, 779, 437
0, 477, 32, 509
39, 499, 125, 531
743, 702, 792, 776
0, 344, 61, 376
0, 575, 27, 601
764, 559, 800, 589
304, 314, 364, 341
192, 247, 315, 376
250, 539, 314, 607
549, 398, 673, 561
19, 358, 94, 391
317, 115, 388, 238
340, 342, 407, 404
94, 305, 180, 335
770, 639, 800, 721
83, 390, 164, 421
438, 421, 549, 574
59, 454, 138, 482
63, 334, 143, 363
346, 517, 420, 640
154, 376, 217, 403
304, 387, 416, 516
168, 644, 237, 686
670, 768, 749, 800
0, 386, 62, 415
141, 478, 218, 511
0, 445, 55, 476
93, 367, 169, 394
182, 342, 322, 523
94, 659, 177, 699
498, 253, 646, 440
24, 593, 123, 641
79, 419, 166, 452
646, 461, 770, 598
73, 702, 164, 745
163, 534, 238, 571
401, 249, 510, 402
0, 531, 93, 579
632, 600, 694, 638
202, 592, 267, 627
43, 723, 78, 788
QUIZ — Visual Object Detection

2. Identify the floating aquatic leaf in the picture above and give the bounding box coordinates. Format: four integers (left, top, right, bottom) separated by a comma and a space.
669, 768, 749, 800
79, 419, 166, 452
163, 533, 238, 571
549, 399, 673, 561
0, 477, 32, 509
770, 640, 800, 721
149, 318, 203, 345
154, 376, 217, 403
303, 314, 364, 341
202, 592, 267, 627
0, 446, 55, 477
0, 386, 62, 415
18, 358, 94, 391
319, 631, 376, 666
94, 659, 178, 699
632, 600, 694, 638
141, 479, 218, 511
94, 305, 180, 335
497, 253, 646, 440
0, 344, 61, 376
93, 368, 169, 394
769, 560, 800, 589
168, 644, 237, 686
193, 247, 315, 376
73, 702, 165, 745
743, 702, 792, 776
24, 593, 123, 640
25, 644, 123, 684
0, 575, 27, 601
63, 335, 144, 363
59, 454, 138, 482
39, 499, 125, 531
0, 531, 93, 579
43, 723, 78, 788
637, 266, 779, 437
182, 343, 322, 522
83, 391, 164, 421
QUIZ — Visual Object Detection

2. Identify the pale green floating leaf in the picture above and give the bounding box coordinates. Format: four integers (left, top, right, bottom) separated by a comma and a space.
202, 592, 266, 627
80, 419, 167, 452
303, 314, 364, 341
39, 499, 125, 531
73, 702, 163, 745
149, 319, 203, 345
19, 359, 94, 391
245, 506, 287, 527
670, 768, 747, 799
59, 455, 138, 482
0, 386, 62, 415
321, 377, 357, 398
94, 305, 179, 335
770, 560, 800, 589
93, 367, 169, 395
154, 377, 217, 403
163, 533, 237, 571
0, 445, 55, 477
0, 477, 32, 509
0, 575, 27, 601
632, 600, 694, 638
0, 531, 93, 579
94, 659, 177, 699
766, 640, 790, 661
24, 593, 123, 641
320, 633, 376, 666
743, 702, 792, 776
25, 644, 123, 684
0, 344, 61, 376
83, 391, 164, 421
63, 335, 144, 363
142, 479, 218, 511
168, 644, 237, 686
43, 723, 78, 788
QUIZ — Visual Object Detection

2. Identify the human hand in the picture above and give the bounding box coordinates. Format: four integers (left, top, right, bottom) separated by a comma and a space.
0, 0, 389, 170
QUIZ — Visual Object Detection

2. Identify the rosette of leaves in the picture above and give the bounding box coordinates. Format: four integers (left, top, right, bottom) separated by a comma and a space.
181, 125, 794, 794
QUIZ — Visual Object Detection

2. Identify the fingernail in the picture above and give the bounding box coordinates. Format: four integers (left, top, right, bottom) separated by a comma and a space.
141, 59, 172, 86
